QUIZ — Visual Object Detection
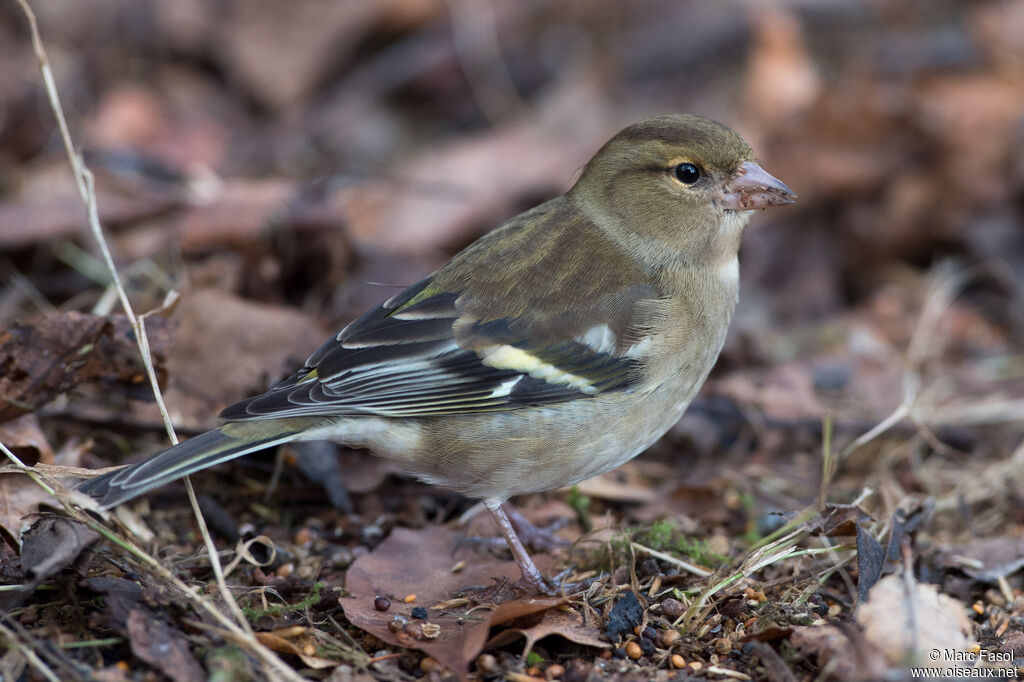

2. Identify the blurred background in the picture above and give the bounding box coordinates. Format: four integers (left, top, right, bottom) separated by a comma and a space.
1, 0, 1023, 576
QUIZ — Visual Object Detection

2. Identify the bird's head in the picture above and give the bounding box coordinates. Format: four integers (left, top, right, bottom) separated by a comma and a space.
570, 113, 795, 267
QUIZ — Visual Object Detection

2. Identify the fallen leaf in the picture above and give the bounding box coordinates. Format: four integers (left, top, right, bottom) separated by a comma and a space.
484, 606, 609, 659
333, 83, 607, 256
0, 418, 85, 546
0, 312, 173, 423
742, 6, 819, 134
788, 625, 862, 681
340, 526, 567, 679
1, 516, 100, 610
856, 574, 971, 668
254, 627, 337, 669
127, 609, 205, 682
162, 288, 328, 430
0, 191, 177, 251
572, 460, 658, 503
937, 536, 1024, 584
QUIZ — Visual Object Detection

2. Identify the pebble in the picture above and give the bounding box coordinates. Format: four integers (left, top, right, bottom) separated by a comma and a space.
411, 606, 428, 619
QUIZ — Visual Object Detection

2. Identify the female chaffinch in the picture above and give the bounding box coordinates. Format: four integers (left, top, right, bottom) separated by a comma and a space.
78, 114, 795, 591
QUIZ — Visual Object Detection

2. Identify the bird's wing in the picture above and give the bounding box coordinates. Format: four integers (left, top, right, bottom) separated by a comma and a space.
219, 275, 660, 420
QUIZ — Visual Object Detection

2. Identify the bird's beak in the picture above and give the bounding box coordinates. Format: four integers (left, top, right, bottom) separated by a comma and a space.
721, 161, 796, 210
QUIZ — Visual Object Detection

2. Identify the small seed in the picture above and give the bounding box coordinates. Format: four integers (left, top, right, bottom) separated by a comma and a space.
374, 596, 391, 612
625, 641, 643, 660
660, 629, 681, 647
828, 603, 841, 617
421, 656, 440, 672
404, 594, 417, 603
660, 598, 685, 620
714, 637, 732, 654
421, 622, 440, 639
476, 653, 499, 674
671, 654, 686, 669
545, 663, 565, 679
387, 615, 407, 633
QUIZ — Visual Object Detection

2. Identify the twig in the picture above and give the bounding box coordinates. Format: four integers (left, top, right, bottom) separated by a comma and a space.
14, 3, 297, 680
842, 264, 972, 457
0, 440, 55, 496
446, 0, 526, 122
629, 542, 712, 577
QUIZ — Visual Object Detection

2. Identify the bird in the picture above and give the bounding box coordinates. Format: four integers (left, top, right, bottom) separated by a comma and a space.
76, 113, 796, 591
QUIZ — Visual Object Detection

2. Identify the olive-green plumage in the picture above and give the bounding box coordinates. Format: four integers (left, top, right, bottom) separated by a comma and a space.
77, 114, 795, 590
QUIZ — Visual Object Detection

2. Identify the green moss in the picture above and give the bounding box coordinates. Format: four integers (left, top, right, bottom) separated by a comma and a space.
240, 582, 325, 623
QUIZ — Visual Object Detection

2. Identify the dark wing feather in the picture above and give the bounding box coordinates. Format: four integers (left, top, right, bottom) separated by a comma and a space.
219, 275, 649, 421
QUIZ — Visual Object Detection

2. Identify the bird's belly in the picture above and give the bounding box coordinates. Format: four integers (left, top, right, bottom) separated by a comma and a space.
388, 385, 698, 501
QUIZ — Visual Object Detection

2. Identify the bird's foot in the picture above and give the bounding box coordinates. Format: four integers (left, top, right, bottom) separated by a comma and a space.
505, 505, 571, 553
459, 505, 570, 556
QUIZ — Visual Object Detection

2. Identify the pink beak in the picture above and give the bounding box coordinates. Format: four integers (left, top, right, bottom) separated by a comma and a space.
721, 161, 796, 210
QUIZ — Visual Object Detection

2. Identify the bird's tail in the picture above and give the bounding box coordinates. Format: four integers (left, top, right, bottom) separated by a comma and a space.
75, 424, 303, 510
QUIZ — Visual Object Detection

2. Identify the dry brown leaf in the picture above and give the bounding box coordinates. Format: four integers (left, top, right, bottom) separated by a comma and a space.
18, 516, 97, 584
572, 460, 659, 503
937, 537, 1024, 584
788, 625, 864, 681
161, 288, 328, 430
217, 1, 392, 109
742, 6, 820, 134
714, 364, 824, 422
0, 416, 86, 545
253, 628, 337, 670
0, 312, 173, 423
333, 86, 607, 256
339, 526, 567, 679
856, 574, 971, 668
483, 605, 609, 659
0, 191, 177, 251
127, 609, 205, 682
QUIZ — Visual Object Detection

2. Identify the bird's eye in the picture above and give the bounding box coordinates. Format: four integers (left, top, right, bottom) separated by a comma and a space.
673, 162, 701, 184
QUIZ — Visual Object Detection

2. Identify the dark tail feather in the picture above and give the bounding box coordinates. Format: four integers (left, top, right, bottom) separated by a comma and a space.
76, 426, 300, 509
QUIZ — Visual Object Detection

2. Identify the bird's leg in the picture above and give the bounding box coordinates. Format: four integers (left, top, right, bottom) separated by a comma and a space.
485, 499, 548, 590
459, 503, 570, 555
